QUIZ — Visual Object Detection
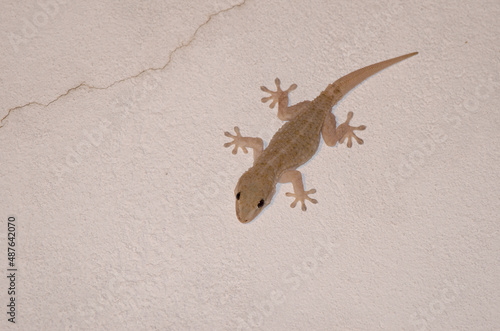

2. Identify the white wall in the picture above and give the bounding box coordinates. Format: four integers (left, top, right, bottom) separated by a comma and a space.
0, 0, 498, 329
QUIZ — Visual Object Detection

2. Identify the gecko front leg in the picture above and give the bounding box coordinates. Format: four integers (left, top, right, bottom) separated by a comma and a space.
261, 78, 311, 121
224, 126, 264, 163
279, 170, 318, 211
322, 111, 366, 148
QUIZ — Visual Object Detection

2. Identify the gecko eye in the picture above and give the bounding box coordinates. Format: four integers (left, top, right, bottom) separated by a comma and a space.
236, 192, 241, 200
257, 199, 264, 208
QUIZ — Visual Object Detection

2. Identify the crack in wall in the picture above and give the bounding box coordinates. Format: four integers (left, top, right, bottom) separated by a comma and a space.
0, 0, 247, 129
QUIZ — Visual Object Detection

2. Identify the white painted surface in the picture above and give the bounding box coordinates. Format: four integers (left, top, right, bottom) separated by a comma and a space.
1, 0, 499, 329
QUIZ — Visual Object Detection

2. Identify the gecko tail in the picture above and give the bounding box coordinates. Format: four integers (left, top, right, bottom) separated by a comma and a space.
326, 51, 418, 101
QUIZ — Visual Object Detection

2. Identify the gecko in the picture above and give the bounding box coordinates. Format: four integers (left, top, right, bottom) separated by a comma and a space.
224, 52, 418, 223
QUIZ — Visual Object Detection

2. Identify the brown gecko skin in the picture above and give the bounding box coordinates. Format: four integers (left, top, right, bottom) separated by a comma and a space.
225, 52, 418, 223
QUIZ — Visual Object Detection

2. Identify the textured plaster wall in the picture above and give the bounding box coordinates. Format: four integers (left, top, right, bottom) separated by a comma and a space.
0, 0, 499, 330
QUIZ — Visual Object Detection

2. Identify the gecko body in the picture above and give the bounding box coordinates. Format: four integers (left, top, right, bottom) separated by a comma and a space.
225, 52, 418, 223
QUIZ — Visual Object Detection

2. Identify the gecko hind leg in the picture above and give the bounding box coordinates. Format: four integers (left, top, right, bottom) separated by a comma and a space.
322, 111, 366, 148
261, 78, 311, 121
279, 170, 318, 211
224, 126, 264, 163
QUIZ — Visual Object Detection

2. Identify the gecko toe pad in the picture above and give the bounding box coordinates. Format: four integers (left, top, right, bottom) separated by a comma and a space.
286, 188, 318, 211
224, 126, 249, 154
338, 112, 367, 148
260, 78, 297, 109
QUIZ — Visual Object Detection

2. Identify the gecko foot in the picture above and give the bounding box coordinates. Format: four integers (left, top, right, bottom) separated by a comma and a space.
338, 112, 367, 148
224, 126, 249, 154
260, 78, 297, 109
286, 188, 318, 211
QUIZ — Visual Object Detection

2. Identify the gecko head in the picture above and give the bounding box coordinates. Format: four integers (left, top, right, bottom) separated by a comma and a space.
234, 169, 276, 223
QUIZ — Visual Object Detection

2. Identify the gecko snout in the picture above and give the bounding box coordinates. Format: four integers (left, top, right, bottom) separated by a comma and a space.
235, 199, 261, 224
235, 206, 249, 223
234, 169, 275, 223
